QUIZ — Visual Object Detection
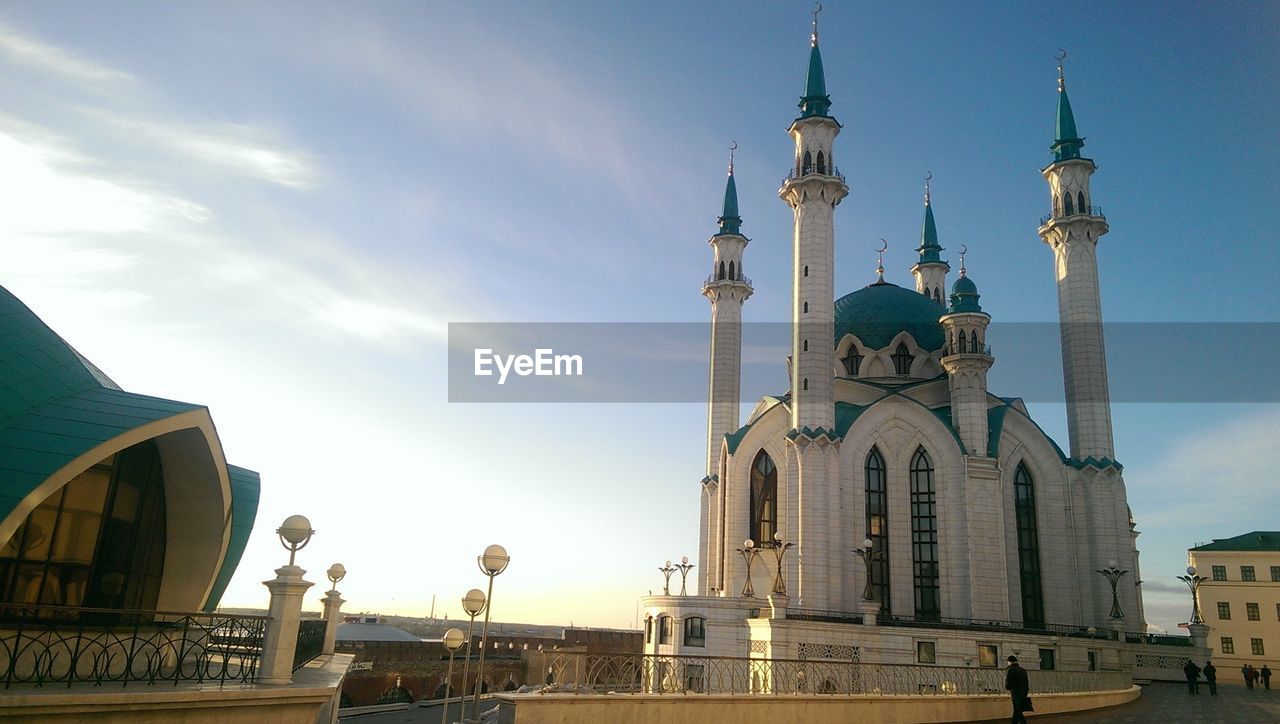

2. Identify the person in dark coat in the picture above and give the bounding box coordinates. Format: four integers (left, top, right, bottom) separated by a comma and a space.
1005, 655, 1030, 724
1263, 664, 1272, 690
1183, 659, 1201, 694
1203, 660, 1217, 696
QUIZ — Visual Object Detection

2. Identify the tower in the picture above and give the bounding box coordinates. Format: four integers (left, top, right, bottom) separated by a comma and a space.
1036, 55, 1115, 463
939, 254, 993, 455
911, 174, 949, 305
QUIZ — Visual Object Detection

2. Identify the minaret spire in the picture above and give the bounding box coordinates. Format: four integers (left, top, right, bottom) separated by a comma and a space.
911, 171, 949, 303
1052, 49, 1084, 162
799, 3, 831, 118
718, 141, 742, 235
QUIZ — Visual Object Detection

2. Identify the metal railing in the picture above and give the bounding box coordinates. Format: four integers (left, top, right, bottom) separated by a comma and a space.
942, 344, 993, 357
783, 165, 846, 183
535, 651, 1130, 696
1040, 205, 1104, 226
1125, 632, 1192, 647
293, 618, 327, 670
703, 273, 753, 288
785, 609, 1117, 640
0, 603, 267, 688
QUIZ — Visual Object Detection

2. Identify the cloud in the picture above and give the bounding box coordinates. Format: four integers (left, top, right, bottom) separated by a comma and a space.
0, 20, 134, 87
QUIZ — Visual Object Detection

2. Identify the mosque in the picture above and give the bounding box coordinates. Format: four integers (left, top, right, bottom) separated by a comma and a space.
642, 19, 1154, 672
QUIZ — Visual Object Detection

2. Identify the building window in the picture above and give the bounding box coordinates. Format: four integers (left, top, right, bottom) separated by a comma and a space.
1212, 565, 1227, 581
803, 340, 808, 352
865, 448, 890, 611
1087, 651, 1098, 671
892, 343, 913, 375
1218, 602, 1231, 620
1013, 463, 1045, 627
1221, 637, 1234, 654
803, 301, 808, 313
658, 615, 672, 644
816, 150, 826, 175
718, 260, 726, 280
750, 451, 777, 545
1271, 566, 1280, 582
1242, 565, 1256, 581
978, 644, 998, 668
910, 447, 940, 621
1252, 638, 1265, 656
1039, 649, 1056, 671
1247, 602, 1260, 621
802, 150, 812, 175
844, 346, 863, 376
1077, 191, 1086, 215
683, 617, 706, 647
645, 616, 652, 643
0, 440, 167, 612
916, 640, 936, 664
1276, 603, 1280, 622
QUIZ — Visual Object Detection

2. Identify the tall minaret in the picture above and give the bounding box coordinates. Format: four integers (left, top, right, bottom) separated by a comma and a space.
1036, 54, 1115, 462
703, 147, 752, 475
911, 174, 950, 305
939, 251, 993, 455
779, 12, 847, 432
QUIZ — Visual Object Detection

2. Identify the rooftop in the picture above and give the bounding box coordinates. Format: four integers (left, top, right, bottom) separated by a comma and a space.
1191, 531, 1280, 552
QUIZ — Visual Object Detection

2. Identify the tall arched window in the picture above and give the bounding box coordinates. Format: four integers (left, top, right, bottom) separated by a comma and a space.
1064, 193, 1075, 216
970, 330, 979, 353
893, 343, 914, 375
718, 261, 725, 280
802, 150, 812, 174
1014, 463, 1045, 627
728, 260, 735, 280
957, 332, 967, 353
750, 450, 777, 544
816, 150, 826, 175
844, 346, 863, 376
910, 447, 940, 621
865, 448, 890, 610
1077, 191, 1086, 215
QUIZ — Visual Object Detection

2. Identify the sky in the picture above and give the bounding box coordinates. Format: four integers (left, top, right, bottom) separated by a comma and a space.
0, 1, 1277, 632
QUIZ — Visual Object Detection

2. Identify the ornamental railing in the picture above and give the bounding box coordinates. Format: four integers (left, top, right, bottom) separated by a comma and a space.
533, 651, 1130, 696
0, 603, 267, 688
785, 608, 1119, 640
293, 618, 328, 670
1125, 632, 1192, 647
783, 165, 846, 184
703, 273, 753, 288
1040, 205, 1104, 226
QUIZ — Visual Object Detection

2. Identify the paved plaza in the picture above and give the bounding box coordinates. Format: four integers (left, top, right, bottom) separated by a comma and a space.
1026, 681, 1280, 723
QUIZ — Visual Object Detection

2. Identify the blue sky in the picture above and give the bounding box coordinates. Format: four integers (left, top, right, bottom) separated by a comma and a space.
0, 1, 1276, 630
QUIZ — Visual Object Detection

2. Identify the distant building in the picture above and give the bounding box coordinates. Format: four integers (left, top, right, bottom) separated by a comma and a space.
1189, 532, 1280, 668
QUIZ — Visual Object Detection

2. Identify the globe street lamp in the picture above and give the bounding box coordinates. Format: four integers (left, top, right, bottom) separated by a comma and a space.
441, 628, 465, 724
326, 563, 346, 591
1176, 565, 1208, 625
471, 544, 510, 721
658, 560, 676, 596
1096, 560, 1127, 619
459, 587, 486, 716
853, 538, 877, 602
736, 539, 764, 598
277, 515, 314, 566
770, 532, 795, 596
675, 556, 695, 596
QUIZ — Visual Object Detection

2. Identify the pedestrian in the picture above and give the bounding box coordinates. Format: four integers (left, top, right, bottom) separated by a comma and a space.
1005, 655, 1031, 724
1244, 664, 1254, 689
1263, 664, 1272, 691
1203, 660, 1217, 696
1183, 659, 1200, 694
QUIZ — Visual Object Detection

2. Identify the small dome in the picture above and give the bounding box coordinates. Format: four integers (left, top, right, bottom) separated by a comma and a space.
833, 282, 946, 351
951, 275, 978, 296
947, 274, 983, 314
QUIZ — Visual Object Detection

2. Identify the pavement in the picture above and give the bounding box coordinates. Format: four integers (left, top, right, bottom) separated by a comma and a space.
1029, 680, 1280, 723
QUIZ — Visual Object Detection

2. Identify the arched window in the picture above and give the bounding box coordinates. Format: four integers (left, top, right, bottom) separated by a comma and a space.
893, 343, 914, 375
1053, 193, 1061, 217
718, 261, 725, 280
803, 302, 808, 313
802, 378, 808, 390
865, 448, 890, 610
957, 332, 967, 353
970, 330, 979, 353
645, 616, 653, 642
803, 340, 808, 352
683, 616, 706, 647
1014, 463, 1045, 627
728, 260, 735, 280
1064, 193, 1075, 216
933, 288, 941, 304
1077, 191, 1086, 215
910, 447, 940, 621
658, 615, 673, 644
844, 346, 863, 376
802, 150, 812, 174
804, 266, 809, 277
750, 450, 777, 544
816, 150, 826, 175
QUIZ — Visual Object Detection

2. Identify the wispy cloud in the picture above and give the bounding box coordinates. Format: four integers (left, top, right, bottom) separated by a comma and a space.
0, 20, 134, 87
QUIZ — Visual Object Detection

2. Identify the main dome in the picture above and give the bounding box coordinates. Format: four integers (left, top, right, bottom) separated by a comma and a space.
833, 281, 946, 351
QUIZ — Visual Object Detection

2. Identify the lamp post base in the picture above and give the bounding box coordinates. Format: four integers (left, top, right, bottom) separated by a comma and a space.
858, 599, 879, 626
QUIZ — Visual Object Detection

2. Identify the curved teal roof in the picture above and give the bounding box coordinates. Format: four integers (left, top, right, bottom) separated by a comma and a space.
834, 282, 946, 351
1052, 87, 1085, 162
947, 274, 983, 313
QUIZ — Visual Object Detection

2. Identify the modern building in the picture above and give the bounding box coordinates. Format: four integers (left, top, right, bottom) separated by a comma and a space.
642, 19, 1179, 677
1189, 532, 1280, 669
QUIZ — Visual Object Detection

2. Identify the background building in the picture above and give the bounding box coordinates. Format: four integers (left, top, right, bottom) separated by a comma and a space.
1190, 532, 1280, 670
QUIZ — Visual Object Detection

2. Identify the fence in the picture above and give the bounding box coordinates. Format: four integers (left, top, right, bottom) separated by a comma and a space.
536, 651, 1130, 697
0, 603, 267, 688
293, 618, 328, 670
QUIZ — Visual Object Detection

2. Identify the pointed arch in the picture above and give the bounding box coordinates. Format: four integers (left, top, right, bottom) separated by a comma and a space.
865, 447, 890, 610
910, 447, 940, 621
970, 330, 979, 353
1014, 462, 1045, 626
749, 450, 777, 544
802, 150, 812, 175
1064, 193, 1075, 216
728, 260, 735, 280
816, 150, 826, 175
893, 343, 914, 375
957, 332, 966, 354
718, 261, 725, 280
1077, 191, 1086, 215
844, 345, 863, 376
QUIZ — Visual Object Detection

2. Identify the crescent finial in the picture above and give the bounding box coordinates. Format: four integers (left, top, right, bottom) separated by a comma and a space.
958, 244, 968, 276
1056, 48, 1067, 62
877, 238, 888, 253
1056, 49, 1067, 91
812, 3, 822, 43
728, 140, 738, 175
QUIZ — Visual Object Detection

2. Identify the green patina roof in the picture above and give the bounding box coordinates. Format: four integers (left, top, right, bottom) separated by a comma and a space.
799, 40, 831, 118
716, 171, 742, 236
916, 201, 943, 264
947, 274, 983, 314
835, 282, 947, 351
1052, 87, 1085, 162
204, 464, 261, 611
1190, 532, 1280, 552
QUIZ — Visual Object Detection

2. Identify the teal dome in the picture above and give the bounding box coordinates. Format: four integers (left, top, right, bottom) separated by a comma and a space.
951, 275, 978, 296
833, 282, 946, 351
947, 274, 983, 313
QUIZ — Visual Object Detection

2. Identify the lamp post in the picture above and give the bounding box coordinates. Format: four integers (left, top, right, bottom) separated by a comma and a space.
1176, 565, 1208, 625
736, 539, 763, 598
277, 514, 315, 566
675, 556, 695, 596
441, 628, 465, 724
1095, 560, 1127, 620
459, 587, 486, 717
769, 532, 795, 596
321, 563, 346, 655
259, 515, 316, 684
470, 544, 510, 722
658, 560, 676, 596
852, 538, 876, 602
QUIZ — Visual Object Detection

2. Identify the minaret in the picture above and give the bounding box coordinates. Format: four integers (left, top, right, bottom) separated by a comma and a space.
1036, 54, 1115, 462
911, 174, 950, 305
703, 146, 752, 475
939, 250, 993, 455
778, 13, 848, 433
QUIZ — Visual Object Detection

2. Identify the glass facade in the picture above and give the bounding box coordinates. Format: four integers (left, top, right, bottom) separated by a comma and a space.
1013, 463, 1044, 626
909, 448, 940, 621
865, 448, 890, 611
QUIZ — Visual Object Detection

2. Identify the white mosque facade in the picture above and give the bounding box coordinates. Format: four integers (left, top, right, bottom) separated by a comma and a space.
641, 26, 1162, 671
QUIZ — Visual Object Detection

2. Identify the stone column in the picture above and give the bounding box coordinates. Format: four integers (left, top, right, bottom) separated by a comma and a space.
258, 564, 315, 685
858, 599, 879, 626
322, 589, 345, 655
1187, 622, 1209, 650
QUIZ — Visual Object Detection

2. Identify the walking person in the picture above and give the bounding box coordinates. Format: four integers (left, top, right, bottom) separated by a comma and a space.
1183, 659, 1200, 694
1005, 655, 1031, 724
1203, 660, 1217, 696
1244, 664, 1254, 689
1262, 664, 1272, 691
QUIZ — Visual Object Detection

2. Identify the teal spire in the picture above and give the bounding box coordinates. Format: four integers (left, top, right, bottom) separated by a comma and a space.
947, 251, 983, 313
916, 173, 944, 264
717, 144, 742, 235
1051, 52, 1085, 162
798, 10, 831, 118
